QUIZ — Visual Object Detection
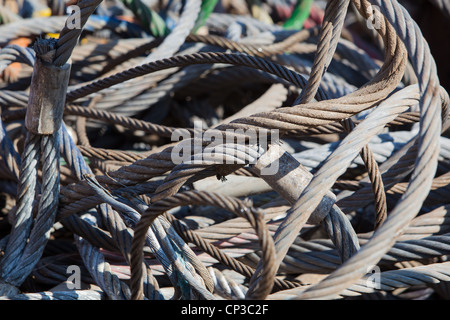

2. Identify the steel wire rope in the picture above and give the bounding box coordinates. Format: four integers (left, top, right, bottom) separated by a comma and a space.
259, 0, 445, 300
54, 86, 424, 216
59, 122, 163, 299
64, 51, 327, 103
0, 45, 35, 74
0, 115, 21, 181
83, 0, 202, 115
0, 15, 109, 45
285, 0, 385, 248
126, 0, 406, 271
54, 0, 105, 67
0, 132, 41, 295
248, 84, 418, 298
281, 2, 386, 231
162, 211, 302, 292
268, 261, 450, 299
0, 289, 105, 300
295, 0, 351, 105
0, 0, 137, 298
68, 0, 204, 117
1, 87, 428, 220
129, 190, 277, 300
128, 142, 358, 284
193, 197, 450, 253
83, 175, 216, 300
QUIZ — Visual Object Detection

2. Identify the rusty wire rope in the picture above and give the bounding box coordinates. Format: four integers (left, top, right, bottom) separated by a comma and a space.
0, 0, 448, 301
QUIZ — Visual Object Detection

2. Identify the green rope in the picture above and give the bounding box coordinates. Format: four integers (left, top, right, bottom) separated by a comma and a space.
120, 0, 168, 37
283, 0, 314, 30
193, 0, 219, 32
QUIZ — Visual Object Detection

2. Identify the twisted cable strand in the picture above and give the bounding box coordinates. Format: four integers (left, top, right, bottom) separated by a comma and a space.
53, 84, 428, 218
269, 262, 450, 299
60, 130, 133, 300
0, 45, 35, 74
271, 0, 443, 299
0, 16, 107, 45
142, 0, 201, 63
10, 132, 61, 285
150, 6, 407, 292
54, 0, 103, 66
250, 74, 412, 298
99, 204, 163, 300
54, 87, 425, 217
65, 52, 322, 103
75, 233, 131, 300
83, 0, 201, 116
186, 26, 321, 58
194, 201, 449, 258
130, 190, 277, 300
150, 216, 215, 300
0, 132, 41, 286
342, 118, 387, 229
164, 213, 300, 291
83, 174, 214, 299
322, 205, 360, 263
208, 267, 247, 299
295, 0, 350, 104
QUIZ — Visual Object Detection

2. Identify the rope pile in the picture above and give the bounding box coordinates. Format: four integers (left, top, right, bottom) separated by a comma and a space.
0, 0, 448, 300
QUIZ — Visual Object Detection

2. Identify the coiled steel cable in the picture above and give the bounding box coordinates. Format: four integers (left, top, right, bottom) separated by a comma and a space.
0, 0, 448, 301
54, 0, 103, 67
130, 190, 277, 300
265, 0, 445, 299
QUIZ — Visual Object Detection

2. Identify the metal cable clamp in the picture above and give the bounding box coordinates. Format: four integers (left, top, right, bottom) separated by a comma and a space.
25, 38, 71, 135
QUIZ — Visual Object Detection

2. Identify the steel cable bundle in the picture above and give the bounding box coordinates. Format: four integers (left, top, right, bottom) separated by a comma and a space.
0, 0, 448, 301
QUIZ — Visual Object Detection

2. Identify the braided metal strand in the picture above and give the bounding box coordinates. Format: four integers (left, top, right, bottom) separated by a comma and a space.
0, 289, 105, 300
65, 52, 325, 103
99, 204, 164, 300
322, 205, 360, 263
289, 0, 387, 232
186, 26, 321, 58
66, 104, 191, 137
0, 16, 109, 45
0, 132, 41, 286
0, 45, 35, 74
9, 132, 61, 285
342, 118, 387, 229
208, 267, 247, 299
54, 0, 103, 66
75, 233, 131, 300
55, 87, 426, 216
268, 0, 444, 300
270, 262, 450, 299
56, 87, 425, 215
165, 213, 300, 291
130, 191, 277, 300
59, 124, 140, 300
250, 78, 413, 298
83, 174, 213, 299
295, 0, 350, 104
